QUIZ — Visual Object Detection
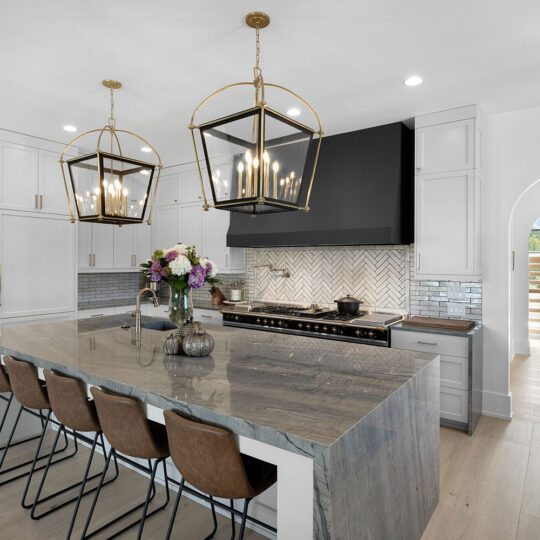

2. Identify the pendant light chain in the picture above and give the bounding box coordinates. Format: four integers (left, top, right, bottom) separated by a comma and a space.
108, 87, 116, 128
253, 23, 265, 106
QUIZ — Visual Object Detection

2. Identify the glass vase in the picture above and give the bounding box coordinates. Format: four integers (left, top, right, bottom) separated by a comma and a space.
168, 285, 193, 328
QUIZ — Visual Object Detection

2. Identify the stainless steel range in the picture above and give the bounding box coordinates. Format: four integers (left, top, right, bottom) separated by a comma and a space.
221, 304, 404, 347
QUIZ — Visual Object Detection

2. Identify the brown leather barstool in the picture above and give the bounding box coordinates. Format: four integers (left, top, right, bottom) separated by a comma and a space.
164, 410, 277, 540
2, 357, 77, 496
33, 370, 119, 538
82, 387, 170, 540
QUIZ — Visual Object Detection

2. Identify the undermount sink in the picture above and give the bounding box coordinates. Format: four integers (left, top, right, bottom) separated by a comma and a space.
140, 320, 177, 332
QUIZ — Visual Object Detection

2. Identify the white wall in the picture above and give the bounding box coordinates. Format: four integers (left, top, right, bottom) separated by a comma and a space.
484, 105, 540, 419
511, 189, 540, 358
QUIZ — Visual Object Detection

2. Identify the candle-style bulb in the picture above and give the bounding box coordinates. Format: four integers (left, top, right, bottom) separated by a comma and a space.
94, 187, 100, 195
253, 157, 259, 169
272, 161, 280, 172
245, 150, 252, 163
122, 188, 128, 196
237, 162, 244, 173
114, 179, 121, 189
108, 184, 114, 194
280, 179, 285, 186
290, 171, 295, 179
263, 150, 270, 163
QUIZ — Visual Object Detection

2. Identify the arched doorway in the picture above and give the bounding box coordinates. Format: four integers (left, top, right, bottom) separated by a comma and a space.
528, 220, 540, 345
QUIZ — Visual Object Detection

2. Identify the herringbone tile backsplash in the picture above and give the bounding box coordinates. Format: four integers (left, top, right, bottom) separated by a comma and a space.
245, 246, 410, 310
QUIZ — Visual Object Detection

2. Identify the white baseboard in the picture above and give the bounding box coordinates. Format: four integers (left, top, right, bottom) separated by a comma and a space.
482, 390, 512, 420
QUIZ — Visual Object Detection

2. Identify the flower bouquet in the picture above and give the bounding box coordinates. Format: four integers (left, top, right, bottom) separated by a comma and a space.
140, 243, 220, 326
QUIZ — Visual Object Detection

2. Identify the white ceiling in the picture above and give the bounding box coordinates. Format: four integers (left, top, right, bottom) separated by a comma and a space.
2, 0, 540, 165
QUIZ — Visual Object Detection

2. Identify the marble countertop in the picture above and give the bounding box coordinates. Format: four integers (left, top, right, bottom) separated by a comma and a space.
392, 321, 482, 338
0, 316, 437, 457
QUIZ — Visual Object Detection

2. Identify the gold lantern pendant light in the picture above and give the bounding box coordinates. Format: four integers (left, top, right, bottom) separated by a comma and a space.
59, 80, 163, 225
189, 12, 323, 216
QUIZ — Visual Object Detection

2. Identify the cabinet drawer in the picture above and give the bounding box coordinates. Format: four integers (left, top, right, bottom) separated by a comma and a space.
391, 329, 468, 358
440, 387, 468, 423
440, 354, 469, 390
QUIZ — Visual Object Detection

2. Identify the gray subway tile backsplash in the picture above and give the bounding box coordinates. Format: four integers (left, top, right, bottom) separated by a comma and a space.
78, 244, 482, 322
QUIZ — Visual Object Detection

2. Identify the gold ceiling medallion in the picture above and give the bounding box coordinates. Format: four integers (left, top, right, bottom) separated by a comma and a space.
59, 80, 163, 225
189, 11, 323, 216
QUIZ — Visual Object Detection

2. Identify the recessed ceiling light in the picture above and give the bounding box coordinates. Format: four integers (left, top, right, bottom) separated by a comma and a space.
140, 146, 152, 153
63, 125, 77, 132
404, 75, 423, 87
286, 107, 301, 117
141, 170, 150, 175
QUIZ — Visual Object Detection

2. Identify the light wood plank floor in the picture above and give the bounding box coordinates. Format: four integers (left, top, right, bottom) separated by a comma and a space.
3, 345, 540, 539
422, 340, 540, 540
0, 432, 264, 539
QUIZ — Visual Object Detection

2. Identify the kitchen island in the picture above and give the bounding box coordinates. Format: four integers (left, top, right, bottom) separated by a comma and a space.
0, 316, 440, 540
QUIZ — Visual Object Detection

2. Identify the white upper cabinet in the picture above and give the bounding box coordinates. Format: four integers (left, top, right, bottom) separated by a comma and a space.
0, 140, 75, 215
179, 203, 202, 248
38, 150, 70, 215
0, 142, 39, 211
0, 211, 75, 318
134, 223, 152, 267
79, 222, 151, 272
113, 225, 133, 269
414, 106, 482, 280
179, 164, 205, 204
156, 172, 180, 206
415, 119, 475, 174
153, 205, 179, 250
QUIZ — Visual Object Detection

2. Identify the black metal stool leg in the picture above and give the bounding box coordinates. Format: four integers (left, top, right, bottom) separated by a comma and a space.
65, 430, 100, 540
230, 499, 236, 539
136, 457, 163, 540
0, 393, 13, 435
165, 477, 184, 540
29, 420, 64, 515
0, 403, 23, 469
20, 409, 53, 508
21, 422, 79, 510
202, 495, 218, 540
238, 499, 251, 540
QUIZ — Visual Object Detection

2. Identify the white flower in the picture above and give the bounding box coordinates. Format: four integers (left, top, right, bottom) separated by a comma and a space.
200, 257, 218, 277
169, 243, 189, 256
169, 254, 192, 276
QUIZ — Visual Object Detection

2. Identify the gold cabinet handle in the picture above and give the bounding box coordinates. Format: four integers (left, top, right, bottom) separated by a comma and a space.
35, 194, 38, 209
39, 195, 43, 209
417, 340, 438, 346
89, 254, 92, 267
93, 254, 96, 266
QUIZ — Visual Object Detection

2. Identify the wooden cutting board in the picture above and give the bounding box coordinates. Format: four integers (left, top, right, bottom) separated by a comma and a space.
401, 316, 475, 331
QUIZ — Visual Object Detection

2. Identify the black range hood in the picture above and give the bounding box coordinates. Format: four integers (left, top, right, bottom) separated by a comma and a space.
226, 121, 413, 247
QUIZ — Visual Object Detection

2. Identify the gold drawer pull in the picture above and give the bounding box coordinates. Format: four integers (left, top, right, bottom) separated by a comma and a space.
418, 340, 438, 346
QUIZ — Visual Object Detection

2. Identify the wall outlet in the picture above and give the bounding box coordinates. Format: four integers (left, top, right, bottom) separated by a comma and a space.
447, 286, 466, 300
447, 302, 466, 317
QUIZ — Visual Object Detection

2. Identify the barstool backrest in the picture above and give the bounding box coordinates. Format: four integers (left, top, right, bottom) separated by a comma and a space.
4, 357, 49, 410
90, 387, 168, 459
163, 410, 256, 500
0, 364, 11, 393
44, 370, 100, 432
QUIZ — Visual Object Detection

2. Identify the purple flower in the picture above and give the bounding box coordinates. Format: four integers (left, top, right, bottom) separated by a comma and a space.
187, 265, 206, 289
165, 250, 178, 262
151, 261, 162, 272
150, 271, 161, 282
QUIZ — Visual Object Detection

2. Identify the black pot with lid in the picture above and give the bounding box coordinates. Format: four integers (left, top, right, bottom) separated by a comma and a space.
334, 295, 363, 315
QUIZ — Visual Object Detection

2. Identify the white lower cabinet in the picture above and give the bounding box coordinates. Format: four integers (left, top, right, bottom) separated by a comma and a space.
391, 327, 472, 429
440, 387, 468, 423
0, 211, 76, 318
